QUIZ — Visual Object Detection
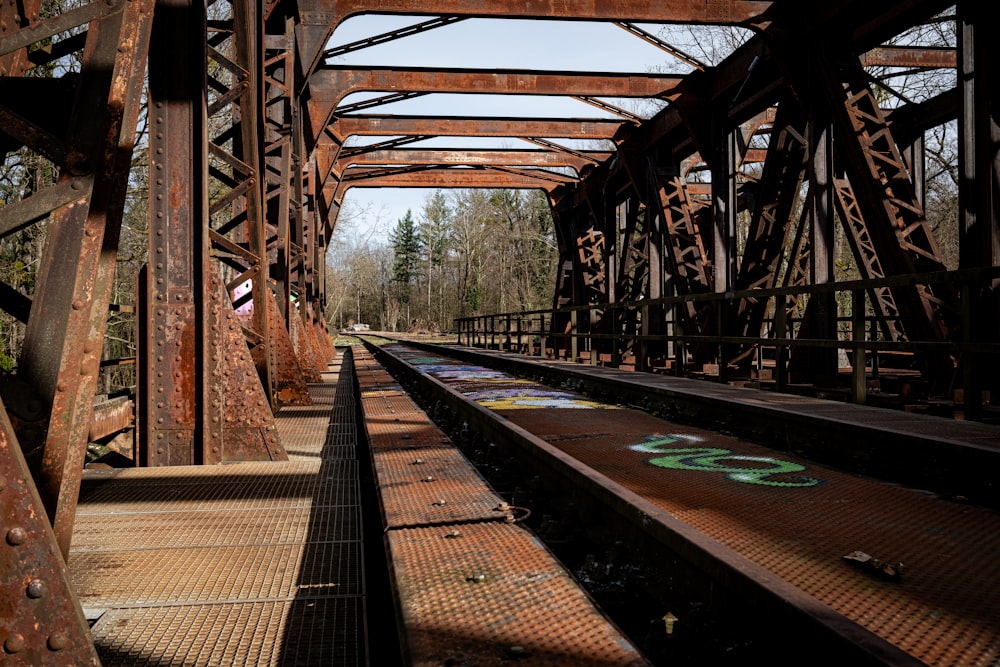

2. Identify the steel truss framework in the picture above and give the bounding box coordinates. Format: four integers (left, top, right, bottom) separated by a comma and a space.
0, 0, 997, 658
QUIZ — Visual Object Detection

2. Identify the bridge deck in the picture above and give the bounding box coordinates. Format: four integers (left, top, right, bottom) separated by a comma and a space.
376, 340, 1000, 667
69, 355, 366, 666
420, 342, 1000, 508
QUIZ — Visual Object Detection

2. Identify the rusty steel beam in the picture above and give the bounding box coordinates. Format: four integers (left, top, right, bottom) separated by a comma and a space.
0, 0, 42, 76
305, 66, 683, 151
142, 0, 287, 466
15, 0, 153, 558
296, 0, 773, 83
0, 400, 100, 665
331, 114, 626, 141
336, 148, 609, 173
861, 46, 957, 69
323, 15, 467, 59
332, 167, 561, 202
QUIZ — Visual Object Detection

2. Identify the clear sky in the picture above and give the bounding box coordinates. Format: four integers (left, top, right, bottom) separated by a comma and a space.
325, 15, 689, 243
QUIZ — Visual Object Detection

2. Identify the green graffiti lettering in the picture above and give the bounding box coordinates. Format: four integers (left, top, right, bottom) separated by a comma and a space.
630, 436, 820, 488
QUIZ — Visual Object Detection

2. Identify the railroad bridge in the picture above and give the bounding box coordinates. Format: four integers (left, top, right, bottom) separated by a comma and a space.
1, 1, 999, 665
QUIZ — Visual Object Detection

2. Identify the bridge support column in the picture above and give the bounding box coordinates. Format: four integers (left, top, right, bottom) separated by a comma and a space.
139, 0, 285, 465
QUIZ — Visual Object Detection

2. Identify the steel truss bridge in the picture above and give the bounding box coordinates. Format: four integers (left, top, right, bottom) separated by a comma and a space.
0, 0, 997, 661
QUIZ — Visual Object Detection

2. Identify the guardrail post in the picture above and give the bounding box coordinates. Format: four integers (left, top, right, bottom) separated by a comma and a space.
590, 307, 599, 366
851, 289, 867, 404
571, 310, 579, 362
775, 298, 788, 391
638, 303, 649, 372
539, 314, 547, 358
674, 318, 686, 377
962, 282, 979, 420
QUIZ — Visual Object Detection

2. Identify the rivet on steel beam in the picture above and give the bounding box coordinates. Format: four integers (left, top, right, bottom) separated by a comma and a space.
6, 527, 26, 545
5, 634, 25, 653
71, 299, 85, 310
47, 633, 69, 651
157, 448, 164, 454
26, 579, 46, 599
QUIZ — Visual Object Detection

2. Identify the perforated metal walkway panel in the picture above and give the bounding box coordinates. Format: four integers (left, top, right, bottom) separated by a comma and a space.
69, 355, 366, 666
353, 345, 651, 666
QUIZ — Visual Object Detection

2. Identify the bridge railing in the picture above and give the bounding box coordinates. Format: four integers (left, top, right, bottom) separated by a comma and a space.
455, 266, 1000, 415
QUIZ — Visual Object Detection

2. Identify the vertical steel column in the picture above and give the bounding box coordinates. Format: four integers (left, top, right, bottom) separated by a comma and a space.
142, 0, 285, 464
711, 124, 738, 295
957, 1, 1000, 418
711, 122, 738, 378
807, 116, 839, 378
143, 0, 207, 466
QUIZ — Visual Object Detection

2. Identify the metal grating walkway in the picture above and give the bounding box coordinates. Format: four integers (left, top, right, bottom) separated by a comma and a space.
69, 354, 366, 666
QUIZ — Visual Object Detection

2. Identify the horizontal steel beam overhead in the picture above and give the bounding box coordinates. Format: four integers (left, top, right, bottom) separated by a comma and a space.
861, 46, 956, 69
337, 147, 610, 170
333, 167, 561, 199
331, 114, 626, 141
305, 66, 683, 151
297, 0, 773, 82
331, 0, 771, 22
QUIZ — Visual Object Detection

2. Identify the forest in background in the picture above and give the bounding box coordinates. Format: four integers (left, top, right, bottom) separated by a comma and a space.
325, 188, 557, 333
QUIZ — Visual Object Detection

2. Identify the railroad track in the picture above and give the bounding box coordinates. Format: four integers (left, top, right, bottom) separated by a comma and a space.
358, 336, 1000, 667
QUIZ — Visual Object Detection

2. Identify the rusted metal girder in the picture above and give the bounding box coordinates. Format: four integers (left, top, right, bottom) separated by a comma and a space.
304, 66, 683, 151
141, 0, 287, 466
730, 99, 807, 345
0, 0, 41, 76
332, 167, 563, 204
335, 148, 610, 175
956, 1, 1000, 416
330, 115, 627, 142
861, 46, 957, 69
9, 0, 153, 558
0, 400, 99, 665
295, 0, 774, 85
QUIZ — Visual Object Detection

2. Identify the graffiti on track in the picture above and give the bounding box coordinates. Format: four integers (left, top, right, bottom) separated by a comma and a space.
629, 434, 821, 488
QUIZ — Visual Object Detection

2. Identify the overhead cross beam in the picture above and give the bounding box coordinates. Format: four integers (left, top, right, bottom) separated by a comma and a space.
296, 0, 774, 83
335, 147, 611, 174
305, 66, 684, 150
330, 115, 627, 142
